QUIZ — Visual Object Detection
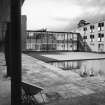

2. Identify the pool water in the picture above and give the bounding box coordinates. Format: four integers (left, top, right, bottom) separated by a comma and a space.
48, 59, 105, 77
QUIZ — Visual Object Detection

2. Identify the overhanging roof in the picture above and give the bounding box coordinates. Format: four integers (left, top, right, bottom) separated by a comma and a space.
0, 0, 25, 22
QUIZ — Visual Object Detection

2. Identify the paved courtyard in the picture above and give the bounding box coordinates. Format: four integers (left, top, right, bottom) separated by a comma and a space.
22, 52, 105, 105
0, 52, 105, 105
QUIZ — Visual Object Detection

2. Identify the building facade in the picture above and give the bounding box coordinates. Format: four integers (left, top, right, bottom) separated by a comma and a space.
26, 30, 79, 51
75, 20, 105, 52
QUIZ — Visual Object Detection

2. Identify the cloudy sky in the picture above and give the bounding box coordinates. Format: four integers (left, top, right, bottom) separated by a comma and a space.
22, 0, 105, 31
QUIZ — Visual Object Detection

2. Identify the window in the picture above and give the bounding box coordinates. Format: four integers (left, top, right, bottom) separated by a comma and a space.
101, 33, 104, 37
98, 22, 104, 31
90, 34, 94, 42
68, 34, 72, 40
90, 34, 94, 38
98, 33, 101, 38
73, 34, 77, 40
90, 25, 94, 29
98, 23, 101, 27
98, 33, 104, 42
65, 34, 68, 40
62, 34, 65, 40
83, 36, 87, 42
27, 33, 30, 39
102, 22, 104, 27
90, 25, 94, 33
29, 32, 34, 37
83, 27, 87, 31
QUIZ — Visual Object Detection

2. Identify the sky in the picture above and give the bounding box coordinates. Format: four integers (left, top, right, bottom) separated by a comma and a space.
22, 0, 105, 31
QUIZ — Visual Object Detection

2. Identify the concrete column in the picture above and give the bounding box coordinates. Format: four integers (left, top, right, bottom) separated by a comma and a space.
11, 0, 22, 104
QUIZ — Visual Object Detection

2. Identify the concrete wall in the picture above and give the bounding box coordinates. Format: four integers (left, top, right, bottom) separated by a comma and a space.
0, 0, 10, 22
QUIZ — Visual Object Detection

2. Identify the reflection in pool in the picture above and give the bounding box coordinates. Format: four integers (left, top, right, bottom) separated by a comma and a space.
48, 59, 105, 77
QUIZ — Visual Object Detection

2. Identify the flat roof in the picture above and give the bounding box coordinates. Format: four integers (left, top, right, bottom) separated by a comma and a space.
27, 30, 80, 34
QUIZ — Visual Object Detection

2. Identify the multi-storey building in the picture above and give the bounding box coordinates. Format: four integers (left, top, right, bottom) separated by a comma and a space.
26, 30, 79, 51
75, 20, 105, 52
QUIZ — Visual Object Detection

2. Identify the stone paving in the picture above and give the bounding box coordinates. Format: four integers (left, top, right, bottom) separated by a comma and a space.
22, 53, 105, 104
22, 54, 80, 88
0, 52, 105, 105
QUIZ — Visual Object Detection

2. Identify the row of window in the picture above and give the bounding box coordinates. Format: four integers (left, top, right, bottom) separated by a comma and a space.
27, 35, 77, 41
26, 43, 77, 50
83, 33, 104, 39
83, 22, 104, 32
83, 33, 104, 42
27, 32, 77, 37
27, 32, 78, 41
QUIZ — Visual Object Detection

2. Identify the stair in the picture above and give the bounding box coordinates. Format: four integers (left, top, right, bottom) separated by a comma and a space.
78, 34, 91, 52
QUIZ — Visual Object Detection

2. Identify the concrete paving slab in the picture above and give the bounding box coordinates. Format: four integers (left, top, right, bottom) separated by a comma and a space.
1, 52, 105, 105
22, 53, 105, 93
